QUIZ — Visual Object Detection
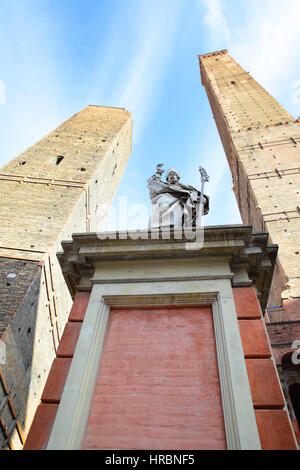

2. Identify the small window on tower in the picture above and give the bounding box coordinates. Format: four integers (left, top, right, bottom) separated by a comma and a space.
56, 156, 64, 165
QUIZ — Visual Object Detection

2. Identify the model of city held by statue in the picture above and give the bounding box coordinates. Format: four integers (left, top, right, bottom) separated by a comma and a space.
147, 164, 209, 229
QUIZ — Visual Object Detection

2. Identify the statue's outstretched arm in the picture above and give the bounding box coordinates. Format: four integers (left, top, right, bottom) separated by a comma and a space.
151, 163, 164, 181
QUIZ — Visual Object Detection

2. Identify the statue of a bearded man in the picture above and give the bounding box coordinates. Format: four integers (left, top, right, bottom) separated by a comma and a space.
147, 164, 209, 229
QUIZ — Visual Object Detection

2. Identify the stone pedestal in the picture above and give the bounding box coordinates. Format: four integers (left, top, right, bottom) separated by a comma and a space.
24, 226, 298, 450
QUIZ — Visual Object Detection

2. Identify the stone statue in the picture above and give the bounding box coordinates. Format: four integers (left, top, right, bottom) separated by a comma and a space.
147, 164, 209, 229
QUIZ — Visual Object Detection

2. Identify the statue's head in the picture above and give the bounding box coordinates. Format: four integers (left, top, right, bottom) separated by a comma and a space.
166, 168, 180, 184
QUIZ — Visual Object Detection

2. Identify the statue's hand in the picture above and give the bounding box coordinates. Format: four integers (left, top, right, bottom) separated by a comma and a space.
155, 163, 164, 178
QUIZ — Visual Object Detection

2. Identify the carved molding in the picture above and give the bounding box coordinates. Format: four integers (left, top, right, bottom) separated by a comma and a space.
57, 225, 277, 310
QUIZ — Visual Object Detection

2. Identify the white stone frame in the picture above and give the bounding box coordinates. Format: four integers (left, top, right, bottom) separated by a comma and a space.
47, 278, 261, 450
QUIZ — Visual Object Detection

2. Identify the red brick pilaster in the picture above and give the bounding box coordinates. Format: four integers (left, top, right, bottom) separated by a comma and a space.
233, 287, 297, 450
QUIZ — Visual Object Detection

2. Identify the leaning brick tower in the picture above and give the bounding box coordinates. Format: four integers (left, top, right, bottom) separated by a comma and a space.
0, 105, 132, 449
199, 50, 300, 438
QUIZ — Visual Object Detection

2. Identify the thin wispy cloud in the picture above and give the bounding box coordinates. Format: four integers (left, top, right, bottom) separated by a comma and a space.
200, 0, 300, 98
230, 0, 300, 96
111, 0, 184, 144
0, 2, 66, 166
201, 0, 230, 43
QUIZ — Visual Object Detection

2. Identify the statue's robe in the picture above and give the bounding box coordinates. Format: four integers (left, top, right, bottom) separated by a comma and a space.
147, 177, 209, 228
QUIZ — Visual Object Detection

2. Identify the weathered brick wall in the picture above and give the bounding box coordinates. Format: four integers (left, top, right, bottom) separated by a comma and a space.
0, 264, 41, 449
23, 291, 90, 450
199, 51, 300, 309
0, 105, 132, 448
265, 301, 300, 367
199, 50, 293, 132
0, 259, 40, 336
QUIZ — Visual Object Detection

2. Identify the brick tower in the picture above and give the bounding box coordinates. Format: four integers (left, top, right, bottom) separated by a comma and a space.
0, 105, 132, 449
199, 50, 300, 438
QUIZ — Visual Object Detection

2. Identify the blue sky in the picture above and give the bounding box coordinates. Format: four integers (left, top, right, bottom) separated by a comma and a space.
0, 0, 300, 230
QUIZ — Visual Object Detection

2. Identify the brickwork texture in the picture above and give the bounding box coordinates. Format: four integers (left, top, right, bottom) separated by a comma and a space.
0, 105, 132, 449
199, 50, 300, 309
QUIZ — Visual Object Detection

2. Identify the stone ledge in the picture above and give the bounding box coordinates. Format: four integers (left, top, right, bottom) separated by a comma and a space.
57, 225, 277, 312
